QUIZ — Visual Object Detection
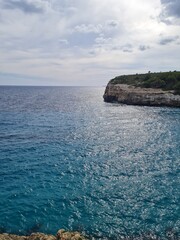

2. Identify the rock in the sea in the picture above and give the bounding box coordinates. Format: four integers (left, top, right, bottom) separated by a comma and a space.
29, 233, 56, 240
103, 84, 180, 107
0, 231, 86, 240
57, 229, 86, 240
0, 234, 27, 240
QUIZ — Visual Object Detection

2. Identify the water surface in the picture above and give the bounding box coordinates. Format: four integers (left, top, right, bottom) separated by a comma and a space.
0, 86, 179, 239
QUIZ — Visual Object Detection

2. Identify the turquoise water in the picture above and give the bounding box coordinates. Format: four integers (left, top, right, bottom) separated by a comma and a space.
0, 86, 179, 239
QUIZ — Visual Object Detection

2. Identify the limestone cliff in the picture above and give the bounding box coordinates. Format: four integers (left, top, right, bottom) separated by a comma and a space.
103, 84, 180, 107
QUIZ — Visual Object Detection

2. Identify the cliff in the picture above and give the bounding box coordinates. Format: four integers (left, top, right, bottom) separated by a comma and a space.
108, 71, 180, 94
103, 83, 180, 107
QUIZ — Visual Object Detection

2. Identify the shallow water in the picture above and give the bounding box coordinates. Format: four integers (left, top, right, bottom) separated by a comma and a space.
0, 86, 179, 239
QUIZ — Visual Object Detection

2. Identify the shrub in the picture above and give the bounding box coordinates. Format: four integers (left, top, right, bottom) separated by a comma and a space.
173, 82, 180, 95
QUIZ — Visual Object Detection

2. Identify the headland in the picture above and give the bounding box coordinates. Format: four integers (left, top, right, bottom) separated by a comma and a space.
103, 71, 180, 107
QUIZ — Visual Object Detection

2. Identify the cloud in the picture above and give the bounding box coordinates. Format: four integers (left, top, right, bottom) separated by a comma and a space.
59, 39, 69, 45
95, 36, 112, 44
105, 20, 119, 28
161, 0, 180, 18
0, 0, 180, 86
73, 20, 119, 35
121, 44, 133, 53
159, 35, 179, 45
160, 0, 180, 24
1, 0, 47, 14
122, 49, 133, 53
139, 45, 150, 51
74, 24, 102, 34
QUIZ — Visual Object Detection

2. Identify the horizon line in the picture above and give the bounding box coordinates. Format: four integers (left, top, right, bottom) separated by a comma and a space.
0, 84, 105, 87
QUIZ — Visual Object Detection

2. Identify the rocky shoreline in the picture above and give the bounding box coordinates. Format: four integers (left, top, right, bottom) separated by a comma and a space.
0, 230, 86, 240
0, 229, 179, 240
103, 84, 180, 107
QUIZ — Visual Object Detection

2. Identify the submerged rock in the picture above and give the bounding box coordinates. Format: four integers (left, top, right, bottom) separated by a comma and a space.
103, 84, 180, 107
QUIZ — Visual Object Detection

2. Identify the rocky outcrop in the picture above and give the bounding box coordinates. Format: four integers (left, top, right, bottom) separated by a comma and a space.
0, 234, 27, 240
57, 229, 86, 240
103, 84, 180, 107
0, 229, 178, 240
0, 230, 86, 240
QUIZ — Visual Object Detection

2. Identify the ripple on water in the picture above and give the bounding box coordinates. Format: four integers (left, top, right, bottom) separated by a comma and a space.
0, 86, 179, 238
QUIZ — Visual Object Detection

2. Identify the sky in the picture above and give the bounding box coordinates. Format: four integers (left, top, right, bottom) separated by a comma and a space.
0, 0, 180, 86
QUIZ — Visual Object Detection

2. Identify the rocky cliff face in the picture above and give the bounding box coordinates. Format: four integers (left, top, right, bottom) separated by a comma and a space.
103, 84, 180, 107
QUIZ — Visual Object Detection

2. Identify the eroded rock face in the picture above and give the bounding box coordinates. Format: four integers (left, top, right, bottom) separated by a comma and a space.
103, 84, 180, 107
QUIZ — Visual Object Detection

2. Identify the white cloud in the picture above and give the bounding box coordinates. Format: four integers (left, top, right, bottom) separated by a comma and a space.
95, 36, 112, 44
74, 24, 102, 33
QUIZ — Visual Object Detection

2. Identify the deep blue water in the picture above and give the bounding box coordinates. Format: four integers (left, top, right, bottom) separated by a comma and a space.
0, 86, 179, 239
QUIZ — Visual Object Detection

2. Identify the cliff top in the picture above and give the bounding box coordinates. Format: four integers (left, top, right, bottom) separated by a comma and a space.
109, 71, 180, 94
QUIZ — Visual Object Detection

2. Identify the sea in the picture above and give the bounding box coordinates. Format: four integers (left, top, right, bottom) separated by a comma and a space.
0, 86, 179, 239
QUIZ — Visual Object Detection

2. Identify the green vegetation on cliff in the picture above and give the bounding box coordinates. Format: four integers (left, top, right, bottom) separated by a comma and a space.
110, 71, 180, 94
